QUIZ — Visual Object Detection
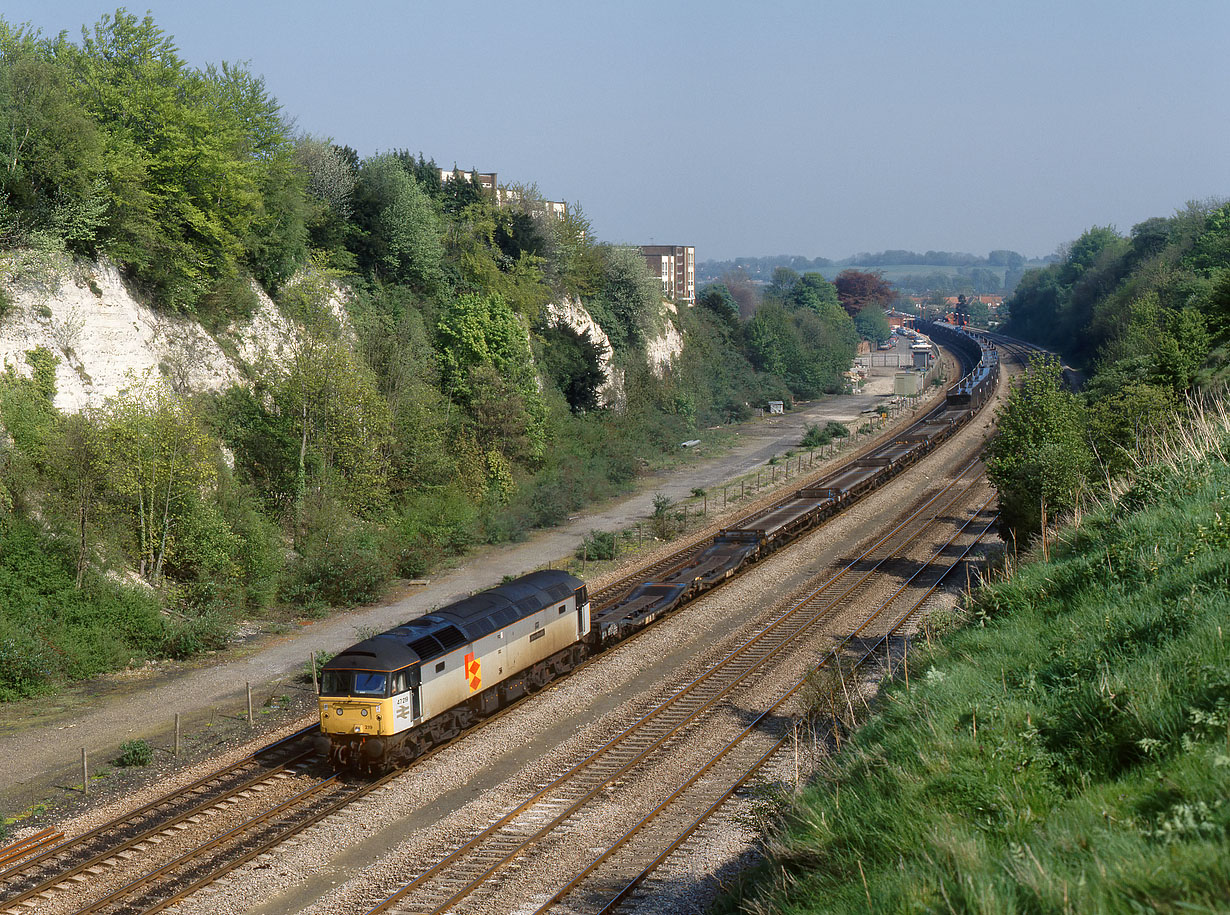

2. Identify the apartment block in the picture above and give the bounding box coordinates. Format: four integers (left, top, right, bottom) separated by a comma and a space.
640, 244, 696, 305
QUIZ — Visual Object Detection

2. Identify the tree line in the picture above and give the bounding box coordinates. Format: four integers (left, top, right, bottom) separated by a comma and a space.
988, 198, 1230, 540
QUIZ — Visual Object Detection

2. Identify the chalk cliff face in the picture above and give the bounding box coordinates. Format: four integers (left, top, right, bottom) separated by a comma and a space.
645, 300, 684, 378
0, 254, 683, 415
0, 257, 352, 413
543, 294, 623, 407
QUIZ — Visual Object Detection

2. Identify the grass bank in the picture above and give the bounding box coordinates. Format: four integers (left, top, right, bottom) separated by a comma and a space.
717, 409, 1230, 912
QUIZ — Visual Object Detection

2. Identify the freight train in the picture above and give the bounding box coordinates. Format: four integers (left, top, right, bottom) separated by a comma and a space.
317, 322, 998, 771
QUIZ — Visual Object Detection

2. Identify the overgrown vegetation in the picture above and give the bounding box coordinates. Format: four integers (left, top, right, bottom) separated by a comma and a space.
800, 420, 849, 450
716, 401, 1230, 914
989, 198, 1230, 545
0, 12, 863, 698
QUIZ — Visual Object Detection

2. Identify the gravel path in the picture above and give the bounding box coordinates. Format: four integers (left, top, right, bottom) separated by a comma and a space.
0, 352, 934, 818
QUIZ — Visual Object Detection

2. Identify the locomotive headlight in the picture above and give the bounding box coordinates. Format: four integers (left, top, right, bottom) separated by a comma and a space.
360, 708, 369, 717
334, 707, 343, 716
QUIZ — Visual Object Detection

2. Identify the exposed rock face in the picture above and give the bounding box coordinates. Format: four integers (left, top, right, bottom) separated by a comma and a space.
645, 300, 684, 378
0, 256, 339, 413
543, 294, 624, 407
0, 254, 687, 417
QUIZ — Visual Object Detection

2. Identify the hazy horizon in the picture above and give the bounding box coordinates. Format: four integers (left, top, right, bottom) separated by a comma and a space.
4, 1, 1227, 262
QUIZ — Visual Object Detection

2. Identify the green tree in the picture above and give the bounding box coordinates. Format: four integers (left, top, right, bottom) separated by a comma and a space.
351, 153, 444, 290
853, 306, 891, 344
46, 411, 107, 588
587, 245, 663, 354
0, 22, 108, 248
276, 298, 394, 526
1086, 381, 1177, 480
536, 323, 606, 413
435, 291, 546, 463
787, 272, 841, 313
987, 355, 1091, 544
545, 202, 603, 297
100, 371, 217, 581
0, 346, 59, 516
696, 282, 740, 327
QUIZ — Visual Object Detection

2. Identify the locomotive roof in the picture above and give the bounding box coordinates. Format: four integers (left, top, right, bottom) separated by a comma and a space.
322, 569, 584, 672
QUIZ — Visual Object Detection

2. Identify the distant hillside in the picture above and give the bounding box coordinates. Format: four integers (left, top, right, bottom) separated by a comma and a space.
698, 250, 1054, 296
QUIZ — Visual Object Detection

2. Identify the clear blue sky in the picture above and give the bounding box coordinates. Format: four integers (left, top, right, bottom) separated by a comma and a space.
6, 1, 1229, 262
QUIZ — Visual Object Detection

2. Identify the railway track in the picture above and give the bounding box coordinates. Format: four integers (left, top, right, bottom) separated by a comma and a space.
542, 502, 999, 915
589, 372, 959, 611
3, 327, 1031, 915
0, 728, 331, 914
356, 457, 997, 914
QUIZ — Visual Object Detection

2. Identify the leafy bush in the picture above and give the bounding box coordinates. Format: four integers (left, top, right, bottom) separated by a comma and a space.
161, 610, 235, 659
280, 522, 389, 609
650, 493, 674, 540
115, 738, 153, 767
800, 420, 849, 449
577, 530, 617, 561
0, 517, 165, 699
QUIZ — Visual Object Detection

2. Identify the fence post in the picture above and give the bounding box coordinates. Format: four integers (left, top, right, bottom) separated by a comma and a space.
174, 713, 181, 756
311, 654, 318, 694
82, 748, 88, 795
247, 682, 253, 726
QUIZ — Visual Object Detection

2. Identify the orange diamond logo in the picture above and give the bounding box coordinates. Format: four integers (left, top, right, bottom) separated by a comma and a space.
464, 652, 481, 691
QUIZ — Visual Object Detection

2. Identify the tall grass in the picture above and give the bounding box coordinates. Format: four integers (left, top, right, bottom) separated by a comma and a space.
716, 399, 1230, 913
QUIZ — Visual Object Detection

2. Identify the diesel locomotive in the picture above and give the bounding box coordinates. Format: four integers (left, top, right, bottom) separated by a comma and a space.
316, 569, 589, 771
317, 323, 1000, 772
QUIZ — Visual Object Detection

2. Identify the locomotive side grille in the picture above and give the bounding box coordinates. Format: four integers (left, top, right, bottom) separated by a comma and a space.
407, 634, 445, 660
434, 625, 467, 650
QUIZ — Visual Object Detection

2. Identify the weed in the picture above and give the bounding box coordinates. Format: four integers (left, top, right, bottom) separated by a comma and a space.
115, 739, 153, 767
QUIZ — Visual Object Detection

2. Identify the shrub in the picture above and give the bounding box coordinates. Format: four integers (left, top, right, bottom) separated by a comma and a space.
280, 523, 389, 608
800, 420, 850, 449
162, 610, 235, 659
115, 738, 153, 767
0, 627, 57, 702
0, 517, 167, 697
577, 530, 617, 561
650, 493, 674, 540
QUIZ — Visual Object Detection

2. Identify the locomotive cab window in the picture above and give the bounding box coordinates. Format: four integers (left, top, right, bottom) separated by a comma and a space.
558, 604, 567, 614
390, 669, 411, 695
435, 661, 446, 673
354, 672, 387, 696
321, 671, 349, 696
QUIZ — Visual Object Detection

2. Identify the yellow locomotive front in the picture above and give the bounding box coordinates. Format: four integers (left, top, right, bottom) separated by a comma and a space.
316, 643, 421, 770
